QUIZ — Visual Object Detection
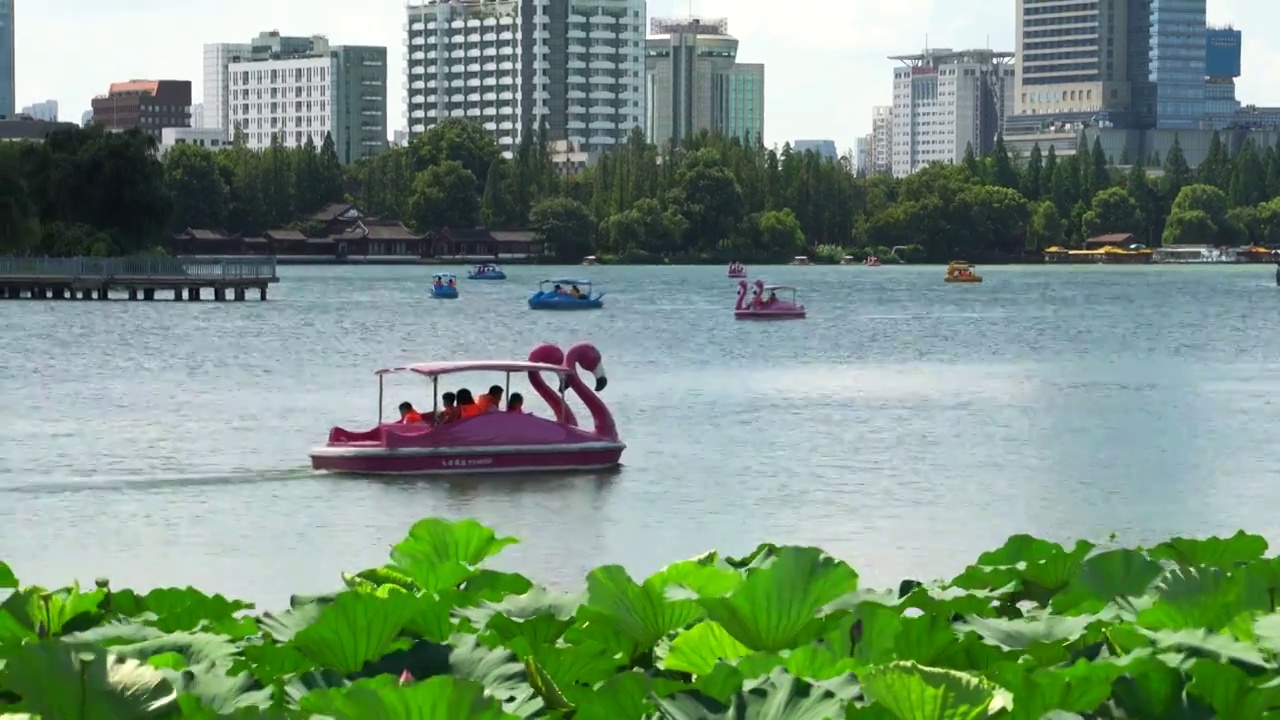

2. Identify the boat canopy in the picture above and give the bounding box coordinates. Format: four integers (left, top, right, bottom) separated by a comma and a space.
762, 284, 798, 292
433, 272, 456, 279
541, 278, 592, 285
376, 360, 570, 378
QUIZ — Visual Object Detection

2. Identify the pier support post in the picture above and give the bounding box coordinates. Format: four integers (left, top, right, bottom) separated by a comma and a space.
187, 288, 199, 301
214, 287, 226, 302
34, 288, 45, 299
5, 287, 18, 299
128, 288, 138, 301
143, 288, 155, 301
97, 288, 108, 300
51, 287, 65, 299
259, 286, 267, 301
80, 289, 92, 300
234, 287, 246, 301
173, 289, 182, 301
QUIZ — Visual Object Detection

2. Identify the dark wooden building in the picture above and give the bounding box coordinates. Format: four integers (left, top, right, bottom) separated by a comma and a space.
431, 229, 540, 260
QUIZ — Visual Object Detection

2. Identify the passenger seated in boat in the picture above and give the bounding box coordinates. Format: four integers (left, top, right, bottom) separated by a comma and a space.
447, 277, 456, 287
397, 401, 424, 424
767, 291, 778, 305
456, 388, 483, 418
570, 284, 582, 298
506, 392, 524, 413
553, 284, 564, 294
435, 392, 460, 425
476, 385, 504, 413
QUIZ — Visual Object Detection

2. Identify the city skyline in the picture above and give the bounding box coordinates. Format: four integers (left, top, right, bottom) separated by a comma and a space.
14, 0, 1274, 151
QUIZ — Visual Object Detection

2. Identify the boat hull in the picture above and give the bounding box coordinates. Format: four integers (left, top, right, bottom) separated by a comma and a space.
735, 309, 806, 320
430, 287, 459, 298
728, 272, 747, 278
944, 277, 982, 283
467, 272, 506, 280
310, 442, 625, 475
528, 295, 604, 310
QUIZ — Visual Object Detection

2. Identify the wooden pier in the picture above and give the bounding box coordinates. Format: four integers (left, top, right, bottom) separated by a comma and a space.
0, 257, 279, 301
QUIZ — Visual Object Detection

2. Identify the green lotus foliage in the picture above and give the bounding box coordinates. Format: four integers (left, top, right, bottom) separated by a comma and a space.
7, 523, 1280, 717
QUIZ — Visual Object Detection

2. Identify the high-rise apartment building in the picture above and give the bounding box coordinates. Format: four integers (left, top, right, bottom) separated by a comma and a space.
91, 80, 193, 142
644, 17, 764, 147
793, 139, 837, 159
405, 0, 646, 156
203, 42, 252, 131
1203, 26, 1241, 129
218, 32, 388, 164
854, 135, 870, 174
1012, 0, 1150, 129
869, 105, 891, 174
0, 0, 12, 118
1149, 0, 1206, 129
21, 100, 57, 121
889, 48, 1014, 178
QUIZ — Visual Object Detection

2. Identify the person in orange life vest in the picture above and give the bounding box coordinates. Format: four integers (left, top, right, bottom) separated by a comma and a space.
506, 392, 524, 413
434, 392, 460, 425
476, 385, 504, 413
456, 388, 484, 418
397, 401, 424, 424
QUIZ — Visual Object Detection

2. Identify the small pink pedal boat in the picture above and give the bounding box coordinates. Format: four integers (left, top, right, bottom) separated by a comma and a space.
734, 278, 806, 320
727, 261, 747, 278
309, 342, 624, 475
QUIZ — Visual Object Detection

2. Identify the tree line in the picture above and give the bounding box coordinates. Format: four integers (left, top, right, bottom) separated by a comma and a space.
5, 120, 1280, 260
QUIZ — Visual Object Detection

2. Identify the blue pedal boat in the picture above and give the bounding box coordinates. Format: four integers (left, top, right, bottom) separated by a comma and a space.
467, 263, 507, 280
528, 278, 604, 310
430, 272, 459, 299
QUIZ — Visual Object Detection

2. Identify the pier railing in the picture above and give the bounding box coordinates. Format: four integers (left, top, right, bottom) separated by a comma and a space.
0, 256, 278, 280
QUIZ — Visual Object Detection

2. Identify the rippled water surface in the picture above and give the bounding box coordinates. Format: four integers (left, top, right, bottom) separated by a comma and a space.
3, 263, 1280, 602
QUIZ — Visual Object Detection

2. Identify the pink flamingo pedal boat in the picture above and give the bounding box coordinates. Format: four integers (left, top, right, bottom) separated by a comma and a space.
734, 278, 806, 320
309, 343, 624, 474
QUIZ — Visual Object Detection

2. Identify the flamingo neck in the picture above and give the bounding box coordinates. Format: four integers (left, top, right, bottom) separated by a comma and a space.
527, 370, 577, 426
566, 362, 616, 441
735, 285, 746, 310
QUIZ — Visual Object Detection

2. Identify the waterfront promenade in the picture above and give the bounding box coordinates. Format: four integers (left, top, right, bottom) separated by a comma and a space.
0, 257, 279, 301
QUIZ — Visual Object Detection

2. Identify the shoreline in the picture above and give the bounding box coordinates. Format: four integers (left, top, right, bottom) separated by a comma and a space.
172, 254, 1274, 268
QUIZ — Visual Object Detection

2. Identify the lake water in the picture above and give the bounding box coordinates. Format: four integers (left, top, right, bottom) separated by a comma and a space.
2, 263, 1279, 603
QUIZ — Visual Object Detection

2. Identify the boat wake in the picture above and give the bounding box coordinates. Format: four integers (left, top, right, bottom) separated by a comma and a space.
0, 467, 315, 496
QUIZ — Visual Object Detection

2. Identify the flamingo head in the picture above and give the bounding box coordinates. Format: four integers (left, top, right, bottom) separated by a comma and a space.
753, 279, 765, 291
737, 279, 748, 291
561, 342, 607, 392
527, 342, 566, 366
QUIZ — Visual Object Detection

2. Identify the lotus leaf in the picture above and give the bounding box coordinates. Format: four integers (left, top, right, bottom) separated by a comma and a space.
699, 546, 859, 652
11, 520, 1280, 717
388, 519, 519, 594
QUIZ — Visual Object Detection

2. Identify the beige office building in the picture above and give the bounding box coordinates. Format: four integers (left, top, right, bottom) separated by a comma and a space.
1012, 0, 1154, 129
644, 17, 764, 147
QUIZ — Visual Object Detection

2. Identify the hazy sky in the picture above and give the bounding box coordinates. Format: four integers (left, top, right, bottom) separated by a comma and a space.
17, 0, 1274, 150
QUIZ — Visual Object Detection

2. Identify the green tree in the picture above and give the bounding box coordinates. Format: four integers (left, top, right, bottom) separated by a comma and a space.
408, 161, 480, 232
1022, 144, 1044, 201
1081, 187, 1144, 238
480, 160, 515, 228
1161, 210, 1218, 246
408, 118, 502, 186
163, 144, 229, 231
1162, 136, 1193, 199
530, 197, 596, 261
755, 208, 806, 254
1026, 200, 1064, 251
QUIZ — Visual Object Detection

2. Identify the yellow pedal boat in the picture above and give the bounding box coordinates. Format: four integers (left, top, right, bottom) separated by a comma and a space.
945, 261, 982, 283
